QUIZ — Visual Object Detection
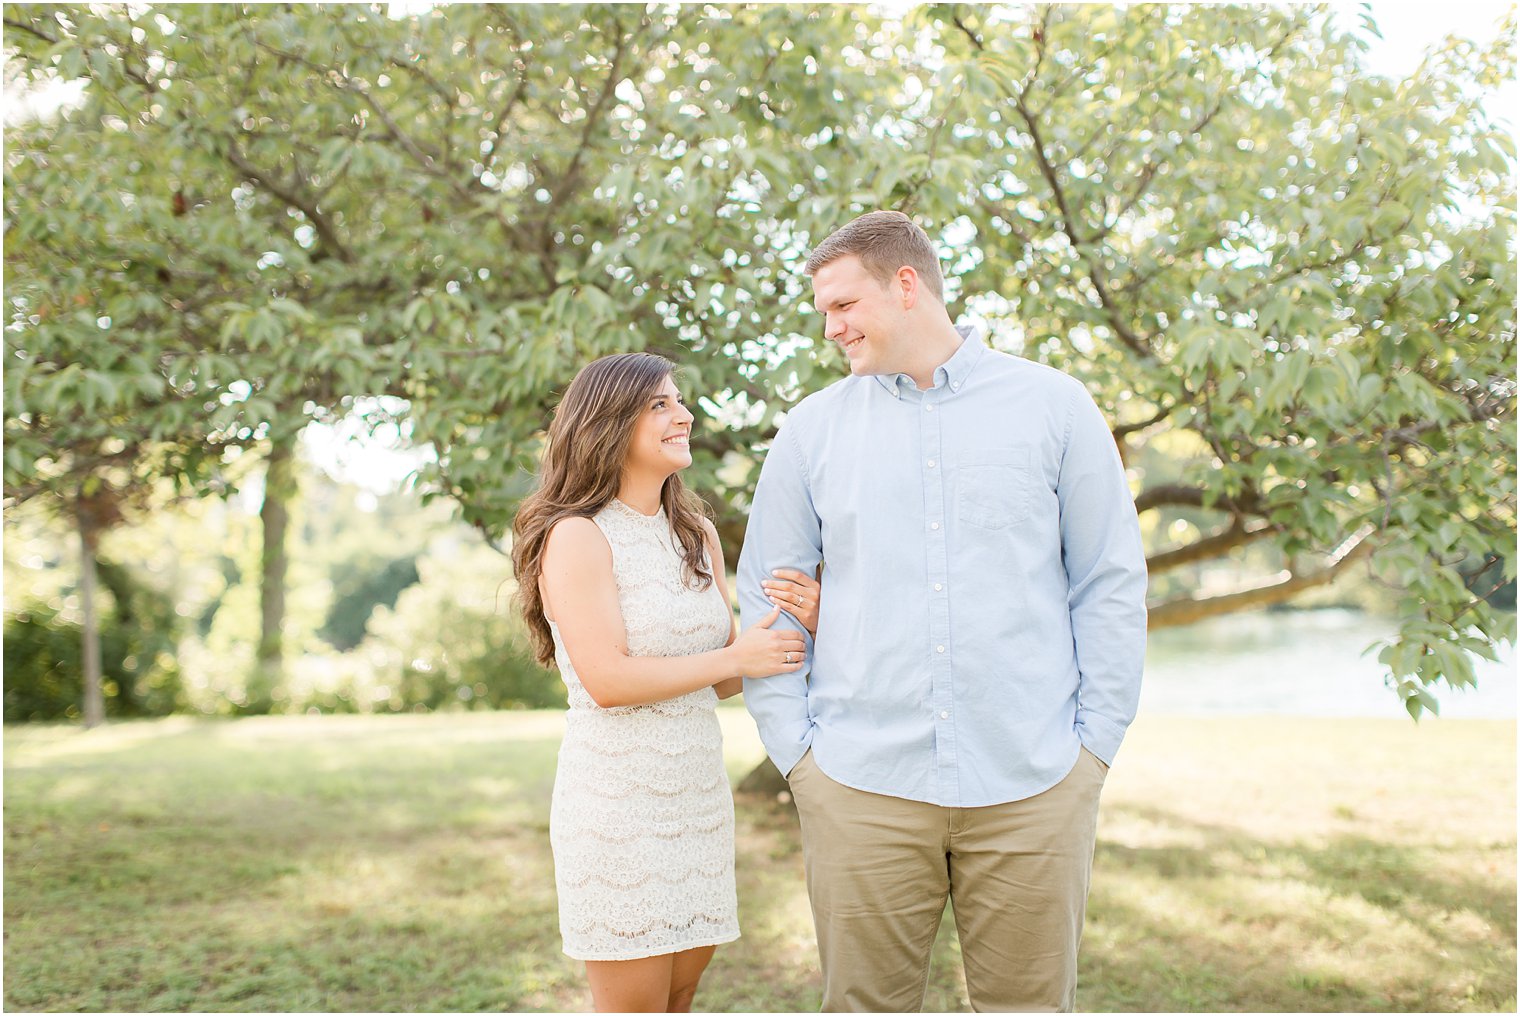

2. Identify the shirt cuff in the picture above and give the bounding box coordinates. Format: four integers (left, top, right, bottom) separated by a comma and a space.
1075, 708, 1128, 767
750, 711, 815, 777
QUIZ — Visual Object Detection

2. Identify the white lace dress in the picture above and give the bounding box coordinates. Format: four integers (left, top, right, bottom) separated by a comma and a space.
548, 498, 740, 961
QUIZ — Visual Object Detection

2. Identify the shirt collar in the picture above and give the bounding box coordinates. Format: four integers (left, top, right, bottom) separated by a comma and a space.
872, 324, 989, 398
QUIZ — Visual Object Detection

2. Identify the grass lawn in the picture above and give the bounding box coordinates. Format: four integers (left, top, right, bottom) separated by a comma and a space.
4, 709, 1514, 1012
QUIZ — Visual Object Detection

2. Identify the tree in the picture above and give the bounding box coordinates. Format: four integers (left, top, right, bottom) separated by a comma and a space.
923, 4, 1515, 715
2, 97, 227, 724
4, 2, 903, 710
5, 4, 426, 707
5, 2, 1513, 728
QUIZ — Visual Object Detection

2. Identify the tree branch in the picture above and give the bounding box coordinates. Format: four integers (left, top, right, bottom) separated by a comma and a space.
1148, 526, 1376, 628
1091, 92, 1229, 243
223, 142, 354, 263
1113, 402, 1174, 438
351, 77, 445, 170
1031, 34, 1128, 116
949, 12, 983, 52
1011, 89, 1153, 360
973, 196, 1038, 249
553, 19, 632, 207
1134, 482, 1262, 516
483, 69, 531, 165
900, 77, 963, 215
3, 16, 60, 45
1146, 518, 1275, 575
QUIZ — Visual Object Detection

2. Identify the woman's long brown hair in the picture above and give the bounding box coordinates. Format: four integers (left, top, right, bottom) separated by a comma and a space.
512, 352, 714, 668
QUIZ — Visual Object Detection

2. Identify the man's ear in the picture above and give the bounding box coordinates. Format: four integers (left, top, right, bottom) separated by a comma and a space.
896, 266, 920, 310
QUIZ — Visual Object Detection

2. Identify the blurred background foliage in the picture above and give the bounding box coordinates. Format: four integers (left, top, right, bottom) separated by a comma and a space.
2, 2, 1515, 723
3, 469, 559, 720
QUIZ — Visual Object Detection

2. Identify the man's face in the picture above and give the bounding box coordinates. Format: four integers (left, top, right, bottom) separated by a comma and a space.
811, 255, 909, 378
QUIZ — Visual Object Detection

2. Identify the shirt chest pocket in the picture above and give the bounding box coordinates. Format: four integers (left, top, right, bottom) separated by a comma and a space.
956, 448, 1034, 530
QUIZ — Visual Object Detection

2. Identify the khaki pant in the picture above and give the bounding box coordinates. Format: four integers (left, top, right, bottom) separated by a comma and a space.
788, 747, 1108, 1013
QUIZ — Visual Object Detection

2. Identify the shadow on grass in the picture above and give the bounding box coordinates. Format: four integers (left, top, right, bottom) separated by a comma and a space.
1079, 803, 1517, 1012
1102, 802, 1517, 938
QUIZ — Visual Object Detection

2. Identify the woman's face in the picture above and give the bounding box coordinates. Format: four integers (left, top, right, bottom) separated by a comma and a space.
623, 374, 694, 480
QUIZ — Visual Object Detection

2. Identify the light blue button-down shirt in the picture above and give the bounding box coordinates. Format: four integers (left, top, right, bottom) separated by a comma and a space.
738, 326, 1147, 807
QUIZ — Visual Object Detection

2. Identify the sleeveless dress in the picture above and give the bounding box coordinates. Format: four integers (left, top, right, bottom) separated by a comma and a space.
547, 498, 740, 961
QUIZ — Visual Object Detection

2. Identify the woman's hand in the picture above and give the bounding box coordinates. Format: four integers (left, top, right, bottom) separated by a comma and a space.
728, 605, 808, 678
761, 567, 822, 636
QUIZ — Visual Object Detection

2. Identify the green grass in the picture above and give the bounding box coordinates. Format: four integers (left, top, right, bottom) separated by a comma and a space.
4, 711, 1514, 1012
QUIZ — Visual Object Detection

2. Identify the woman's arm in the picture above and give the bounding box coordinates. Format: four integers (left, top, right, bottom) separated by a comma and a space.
541, 516, 803, 708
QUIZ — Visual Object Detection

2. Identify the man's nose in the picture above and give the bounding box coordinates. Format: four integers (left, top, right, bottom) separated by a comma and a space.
824, 313, 845, 339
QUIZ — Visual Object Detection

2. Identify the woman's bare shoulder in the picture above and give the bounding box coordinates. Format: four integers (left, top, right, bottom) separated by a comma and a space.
544, 515, 611, 561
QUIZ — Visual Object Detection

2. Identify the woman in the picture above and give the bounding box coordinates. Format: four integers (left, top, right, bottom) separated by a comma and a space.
512, 352, 821, 1013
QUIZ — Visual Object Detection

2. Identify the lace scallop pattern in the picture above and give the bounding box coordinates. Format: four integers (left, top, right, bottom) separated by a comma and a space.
548, 499, 740, 961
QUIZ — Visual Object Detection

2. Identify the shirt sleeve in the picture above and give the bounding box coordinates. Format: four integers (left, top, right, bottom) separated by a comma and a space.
737, 419, 821, 777
1058, 384, 1148, 766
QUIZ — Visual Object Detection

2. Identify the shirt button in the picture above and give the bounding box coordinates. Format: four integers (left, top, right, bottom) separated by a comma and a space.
937, 645, 945, 653
940, 710, 950, 719
925, 404, 934, 412
930, 521, 940, 530
952, 381, 961, 390
926, 459, 936, 468
933, 583, 943, 591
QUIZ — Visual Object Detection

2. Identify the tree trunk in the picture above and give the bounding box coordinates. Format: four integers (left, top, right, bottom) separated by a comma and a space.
249, 433, 295, 713
78, 509, 104, 729
736, 755, 791, 799
716, 513, 747, 579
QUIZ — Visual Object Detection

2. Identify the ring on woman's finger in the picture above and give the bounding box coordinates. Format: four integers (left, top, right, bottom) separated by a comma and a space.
783, 652, 793, 664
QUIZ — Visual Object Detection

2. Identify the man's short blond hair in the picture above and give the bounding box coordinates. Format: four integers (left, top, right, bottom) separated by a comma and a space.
803, 210, 945, 303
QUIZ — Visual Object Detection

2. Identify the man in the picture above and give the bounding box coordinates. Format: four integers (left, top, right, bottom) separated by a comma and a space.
738, 210, 1147, 1012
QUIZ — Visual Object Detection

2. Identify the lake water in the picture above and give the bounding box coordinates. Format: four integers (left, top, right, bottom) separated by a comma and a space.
1143, 609, 1516, 719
